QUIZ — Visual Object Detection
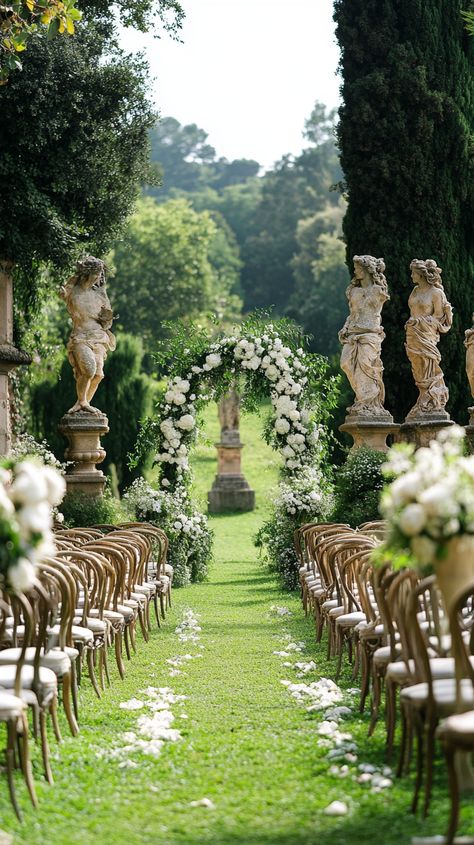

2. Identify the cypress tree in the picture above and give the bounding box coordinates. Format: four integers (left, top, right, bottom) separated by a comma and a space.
334, 0, 474, 419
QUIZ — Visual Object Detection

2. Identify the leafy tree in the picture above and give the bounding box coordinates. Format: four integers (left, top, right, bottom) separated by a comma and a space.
147, 115, 260, 197
30, 333, 155, 490
241, 103, 342, 312
0, 0, 81, 82
111, 197, 241, 353
334, 0, 474, 420
0, 1, 184, 338
288, 200, 348, 358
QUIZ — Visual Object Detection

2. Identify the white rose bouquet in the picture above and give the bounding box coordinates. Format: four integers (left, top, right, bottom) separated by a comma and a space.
380, 425, 474, 569
0, 458, 65, 593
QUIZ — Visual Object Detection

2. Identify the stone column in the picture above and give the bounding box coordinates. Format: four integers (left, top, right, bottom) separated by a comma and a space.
208, 391, 255, 514
0, 261, 31, 455
58, 411, 109, 496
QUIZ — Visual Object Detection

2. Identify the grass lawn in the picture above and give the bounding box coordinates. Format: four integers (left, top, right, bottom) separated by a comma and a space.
0, 404, 472, 844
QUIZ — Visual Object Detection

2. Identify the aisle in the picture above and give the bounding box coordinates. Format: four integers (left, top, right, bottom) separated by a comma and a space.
0, 511, 461, 845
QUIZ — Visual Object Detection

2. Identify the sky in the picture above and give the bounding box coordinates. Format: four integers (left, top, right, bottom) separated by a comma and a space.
122, 0, 341, 169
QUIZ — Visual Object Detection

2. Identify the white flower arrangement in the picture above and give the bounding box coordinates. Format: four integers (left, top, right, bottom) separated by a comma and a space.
0, 458, 65, 593
380, 425, 473, 568
153, 329, 320, 486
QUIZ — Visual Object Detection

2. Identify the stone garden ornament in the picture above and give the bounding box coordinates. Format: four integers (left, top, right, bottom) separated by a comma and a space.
404, 258, 452, 421
60, 256, 116, 415
339, 255, 391, 420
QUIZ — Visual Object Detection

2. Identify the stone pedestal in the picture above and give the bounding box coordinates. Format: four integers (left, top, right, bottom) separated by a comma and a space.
58, 411, 109, 496
339, 414, 400, 453
399, 411, 453, 449
208, 430, 255, 514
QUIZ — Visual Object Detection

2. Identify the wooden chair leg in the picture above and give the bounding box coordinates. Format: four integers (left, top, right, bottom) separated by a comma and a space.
86, 650, 101, 700
115, 632, 125, 679
445, 743, 461, 845
39, 710, 54, 785
50, 695, 62, 743
62, 674, 80, 735
19, 714, 37, 808
6, 720, 22, 821
153, 595, 161, 629
411, 714, 424, 814
422, 721, 437, 818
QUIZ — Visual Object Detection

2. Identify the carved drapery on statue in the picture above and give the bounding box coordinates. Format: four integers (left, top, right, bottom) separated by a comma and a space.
404, 259, 452, 422
59, 256, 115, 496
339, 255, 391, 419
60, 255, 116, 416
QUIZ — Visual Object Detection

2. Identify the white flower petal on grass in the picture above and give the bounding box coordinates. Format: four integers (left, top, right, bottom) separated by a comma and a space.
323, 801, 349, 816
119, 698, 145, 711
189, 798, 215, 809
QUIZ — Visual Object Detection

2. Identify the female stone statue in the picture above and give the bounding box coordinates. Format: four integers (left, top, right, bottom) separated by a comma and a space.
465, 315, 474, 405
60, 255, 116, 415
405, 259, 452, 420
339, 255, 390, 418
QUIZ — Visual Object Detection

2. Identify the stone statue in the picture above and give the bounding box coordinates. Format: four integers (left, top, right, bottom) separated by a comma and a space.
405, 258, 452, 420
464, 314, 474, 404
339, 255, 391, 418
218, 386, 240, 433
60, 256, 116, 415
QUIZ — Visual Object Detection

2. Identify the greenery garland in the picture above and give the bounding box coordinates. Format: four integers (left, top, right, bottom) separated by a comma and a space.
130, 316, 339, 588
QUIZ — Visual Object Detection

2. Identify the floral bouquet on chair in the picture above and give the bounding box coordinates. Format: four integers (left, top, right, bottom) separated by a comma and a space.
0, 459, 65, 593
379, 425, 474, 571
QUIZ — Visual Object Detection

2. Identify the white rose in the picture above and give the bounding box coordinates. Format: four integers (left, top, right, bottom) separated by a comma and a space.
291, 383, 303, 395
174, 521, 183, 531
206, 353, 222, 369
289, 409, 301, 421
165, 390, 176, 404
248, 356, 261, 370
161, 478, 170, 487
410, 535, 437, 567
266, 365, 278, 381
191, 366, 202, 374
0, 484, 14, 516
177, 414, 195, 431
418, 483, 458, 518
176, 379, 190, 393
281, 346, 291, 358
172, 393, 186, 406
261, 356, 271, 367
282, 445, 295, 458
398, 503, 426, 536
16, 502, 51, 534
10, 462, 48, 506
42, 467, 66, 506
275, 418, 290, 435
8, 557, 36, 593
389, 472, 422, 507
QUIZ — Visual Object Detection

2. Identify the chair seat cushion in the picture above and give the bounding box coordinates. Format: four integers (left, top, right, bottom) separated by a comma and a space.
0, 664, 57, 694
73, 617, 108, 634
0, 647, 71, 676
374, 645, 401, 665
49, 624, 94, 645
401, 678, 474, 714
0, 691, 25, 719
437, 710, 474, 743
336, 611, 366, 628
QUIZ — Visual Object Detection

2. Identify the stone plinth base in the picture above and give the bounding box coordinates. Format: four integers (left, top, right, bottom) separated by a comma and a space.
399, 415, 453, 449
59, 411, 109, 496
208, 474, 255, 513
208, 437, 255, 513
339, 416, 400, 453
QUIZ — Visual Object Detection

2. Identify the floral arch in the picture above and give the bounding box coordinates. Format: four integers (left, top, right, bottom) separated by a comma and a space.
130, 320, 337, 587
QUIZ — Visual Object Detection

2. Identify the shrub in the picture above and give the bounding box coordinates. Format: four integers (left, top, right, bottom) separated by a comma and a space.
123, 478, 212, 586
255, 465, 333, 590
331, 447, 385, 527
60, 490, 128, 528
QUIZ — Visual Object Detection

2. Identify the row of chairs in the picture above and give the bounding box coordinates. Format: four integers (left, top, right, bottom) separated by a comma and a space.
297, 521, 474, 844
0, 521, 172, 819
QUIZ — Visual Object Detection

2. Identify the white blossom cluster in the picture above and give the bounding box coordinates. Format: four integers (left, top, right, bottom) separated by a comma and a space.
274, 465, 325, 516
381, 425, 474, 567
155, 331, 320, 480
123, 478, 209, 541
0, 460, 65, 593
